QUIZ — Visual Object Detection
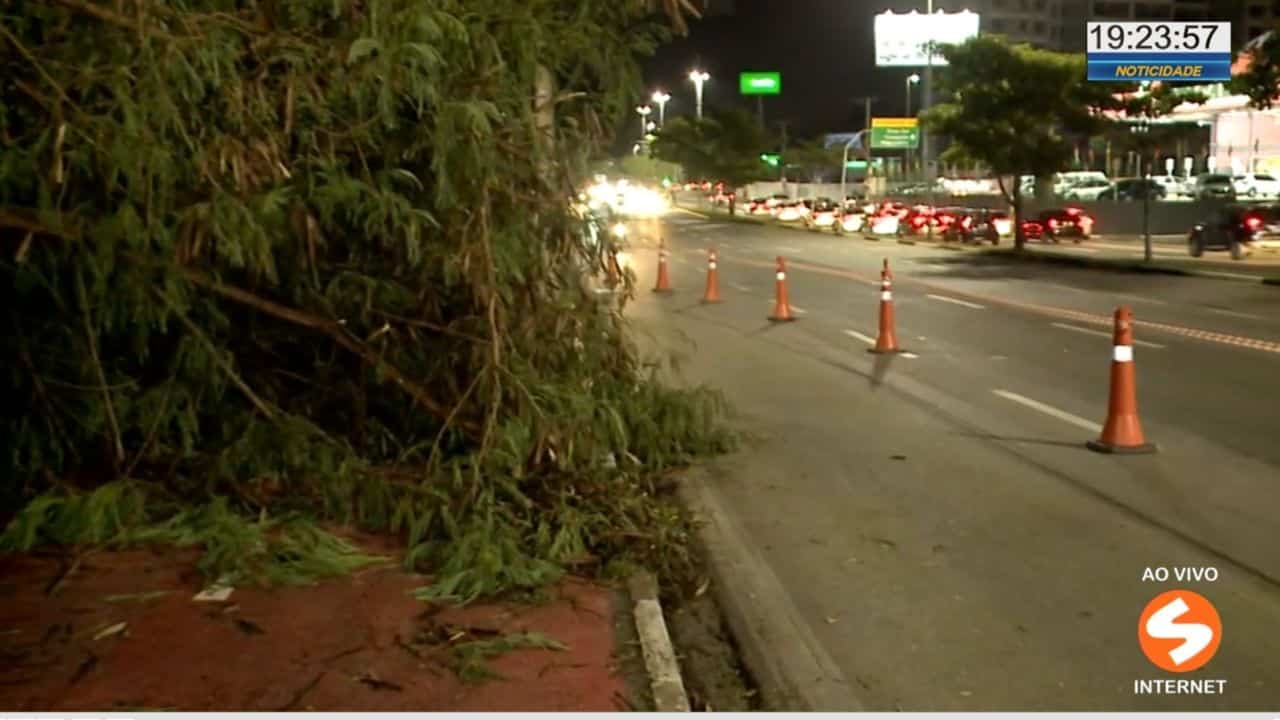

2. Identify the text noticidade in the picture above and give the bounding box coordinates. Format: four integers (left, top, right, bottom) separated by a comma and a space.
1112, 64, 1204, 78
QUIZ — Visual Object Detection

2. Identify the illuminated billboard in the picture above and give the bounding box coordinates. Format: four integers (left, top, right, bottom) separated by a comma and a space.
874, 10, 980, 67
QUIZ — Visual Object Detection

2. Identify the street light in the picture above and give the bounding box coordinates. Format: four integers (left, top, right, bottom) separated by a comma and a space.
636, 104, 651, 142
651, 91, 671, 128
905, 74, 920, 116
689, 70, 710, 120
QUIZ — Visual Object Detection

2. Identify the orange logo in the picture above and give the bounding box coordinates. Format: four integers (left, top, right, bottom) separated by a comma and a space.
1138, 589, 1222, 673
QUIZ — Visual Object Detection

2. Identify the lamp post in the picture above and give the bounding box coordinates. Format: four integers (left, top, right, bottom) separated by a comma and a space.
905, 73, 920, 180
651, 91, 671, 128
636, 105, 651, 143
689, 70, 710, 120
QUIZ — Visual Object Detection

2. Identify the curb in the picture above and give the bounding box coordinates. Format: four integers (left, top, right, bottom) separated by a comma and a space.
977, 248, 1280, 285
677, 468, 863, 711
628, 571, 691, 712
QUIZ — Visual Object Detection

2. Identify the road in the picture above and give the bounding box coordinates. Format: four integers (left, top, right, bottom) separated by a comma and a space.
623, 208, 1280, 710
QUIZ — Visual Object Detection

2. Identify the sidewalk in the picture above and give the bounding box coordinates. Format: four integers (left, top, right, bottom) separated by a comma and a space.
0, 534, 640, 712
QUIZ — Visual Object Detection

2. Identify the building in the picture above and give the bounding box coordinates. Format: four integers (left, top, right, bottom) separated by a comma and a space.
932, 0, 1068, 48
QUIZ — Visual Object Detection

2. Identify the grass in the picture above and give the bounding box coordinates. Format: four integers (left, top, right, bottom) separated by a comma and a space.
449, 632, 569, 682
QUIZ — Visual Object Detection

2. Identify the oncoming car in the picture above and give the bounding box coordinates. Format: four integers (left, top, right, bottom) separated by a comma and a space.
806, 198, 840, 229
776, 200, 809, 223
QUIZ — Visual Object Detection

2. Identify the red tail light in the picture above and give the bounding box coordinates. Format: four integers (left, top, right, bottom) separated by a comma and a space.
1065, 207, 1081, 216
1245, 215, 1263, 231
1048, 219, 1060, 229
961, 216, 973, 229
911, 216, 926, 227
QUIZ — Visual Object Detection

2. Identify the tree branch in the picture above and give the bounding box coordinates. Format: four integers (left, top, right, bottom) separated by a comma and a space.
177, 267, 480, 437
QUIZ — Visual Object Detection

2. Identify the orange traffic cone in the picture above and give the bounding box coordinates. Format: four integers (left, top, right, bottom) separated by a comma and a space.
869, 258, 902, 354
653, 239, 673, 294
702, 248, 722, 304
769, 256, 795, 322
1087, 306, 1157, 454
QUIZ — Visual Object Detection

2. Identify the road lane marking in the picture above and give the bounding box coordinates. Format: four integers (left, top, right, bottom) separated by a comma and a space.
779, 245, 803, 253
843, 329, 917, 358
1205, 306, 1265, 320
1194, 270, 1269, 281
927, 294, 985, 310
715, 254, 1280, 353
765, 300, 807, 314
1050, 322, 1166, 349
729, 282, 753, 292
992, 389, 1103, 434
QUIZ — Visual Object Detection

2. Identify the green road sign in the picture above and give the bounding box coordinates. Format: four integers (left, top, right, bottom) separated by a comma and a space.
740, 72, 782, 95
869, 117, 919, 150
760, 153, 781, 167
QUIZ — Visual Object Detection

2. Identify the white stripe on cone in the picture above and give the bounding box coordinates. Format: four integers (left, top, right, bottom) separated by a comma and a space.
1114, 345, 1134, 363
709, 262, 717, 269
881, 291, 892, 301
776, 272, 786, 280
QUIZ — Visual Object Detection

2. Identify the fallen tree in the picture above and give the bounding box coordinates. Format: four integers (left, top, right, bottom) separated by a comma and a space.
1, 0, 733, 601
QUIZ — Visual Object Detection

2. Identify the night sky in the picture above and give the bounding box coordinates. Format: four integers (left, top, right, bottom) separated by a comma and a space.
642, 0, 933, 140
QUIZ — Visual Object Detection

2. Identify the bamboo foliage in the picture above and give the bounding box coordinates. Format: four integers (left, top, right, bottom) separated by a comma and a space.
2, 0, 732, 600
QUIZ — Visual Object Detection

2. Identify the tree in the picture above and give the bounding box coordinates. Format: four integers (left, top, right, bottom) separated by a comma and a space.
1229, 30, 1280, 110
1, 0, 732, 601
651, 107, 773, 193
923, 36, 1116, 249
784, 139, 846, 183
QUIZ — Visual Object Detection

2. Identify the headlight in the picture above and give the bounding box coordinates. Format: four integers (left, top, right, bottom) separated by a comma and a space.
611, 222, 628, 239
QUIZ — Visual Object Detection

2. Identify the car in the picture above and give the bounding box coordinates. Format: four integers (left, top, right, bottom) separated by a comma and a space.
1188, 203, 1280, 260
1195, 173, 1237, 200
1233, 173, 1280, 199
1063, 177, 1114, 200
1151, 174, 1191, 198
972, 209, 1012, 244
1097, 178, 1166, 202
868, 203, 907, 235
898, 205, 946, 236
776, 201, 808, 223
838, 202, 866, 233
938, 207, 978, 242
747, 197, 771, 215
765, 194, 791, 213
1054, 171, 1110, 196
1036, 207, 1094, 242
806, 198, 840, 229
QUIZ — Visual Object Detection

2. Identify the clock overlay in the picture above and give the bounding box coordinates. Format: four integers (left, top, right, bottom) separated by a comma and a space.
1086, 22, 1231, 82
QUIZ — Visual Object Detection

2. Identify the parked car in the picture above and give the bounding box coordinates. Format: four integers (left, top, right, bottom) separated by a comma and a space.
747, 197, 772, 215
1054, 171, 1110, 196
1188, 203, 1280, 260
1233, 173, 1280, 199
776, 200, 809, 223
898, 205, 940, 236
1097, 178, 1166, 202
1151, 174, 1192, 198
1195, 173, 1237, 200
838, 202, 866, 233
1036, 207, 1094, 242
806, 198, 840, 229
973, 209, 1012, 243
1063, 177, 1114, 200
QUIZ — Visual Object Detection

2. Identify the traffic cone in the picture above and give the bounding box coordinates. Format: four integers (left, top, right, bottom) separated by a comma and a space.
1087, 306, 1157, 454
701, 248, 722, 304
869, 258, 902, 354
769, 256, 794, 322
653, 239, 673, 294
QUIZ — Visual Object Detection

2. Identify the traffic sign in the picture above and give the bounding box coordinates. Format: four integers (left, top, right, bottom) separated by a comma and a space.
740, 72, 782, 95
869, 117, 919, 150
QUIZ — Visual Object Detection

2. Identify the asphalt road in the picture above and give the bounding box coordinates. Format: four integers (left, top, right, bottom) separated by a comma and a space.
623, 208, 1280, 710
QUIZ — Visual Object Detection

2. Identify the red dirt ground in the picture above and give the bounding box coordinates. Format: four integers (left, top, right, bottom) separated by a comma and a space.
0, 538, 632, 711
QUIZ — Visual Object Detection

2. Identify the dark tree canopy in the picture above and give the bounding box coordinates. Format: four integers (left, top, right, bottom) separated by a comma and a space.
1, 0, 732, 599
650, 107, 773, 190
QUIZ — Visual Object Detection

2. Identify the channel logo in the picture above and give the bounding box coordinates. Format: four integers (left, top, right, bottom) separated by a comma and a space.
1138, 589, 1222, 673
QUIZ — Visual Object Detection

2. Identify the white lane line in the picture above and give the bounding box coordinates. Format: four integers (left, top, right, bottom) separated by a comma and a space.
729, 282, 753, 292
1050, 322, 1166, 349
765, 299, 808, 314
926, 294, 986, 310
1194, 270, 1268, 281
1205, 306, 1266, 320
992, 389, 1102, 434
843, 329, 918, 358
779, 245, 803, 253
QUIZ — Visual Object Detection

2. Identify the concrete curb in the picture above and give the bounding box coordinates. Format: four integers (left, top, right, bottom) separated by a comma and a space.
677, 468, 864, 711
628, 571, 690, 712
978, 248, 1280, 286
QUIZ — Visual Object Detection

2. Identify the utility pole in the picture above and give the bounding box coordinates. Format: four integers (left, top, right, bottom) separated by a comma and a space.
851, 96, 876, 176
923, 0, 935, 238
778, 120, 789, 186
